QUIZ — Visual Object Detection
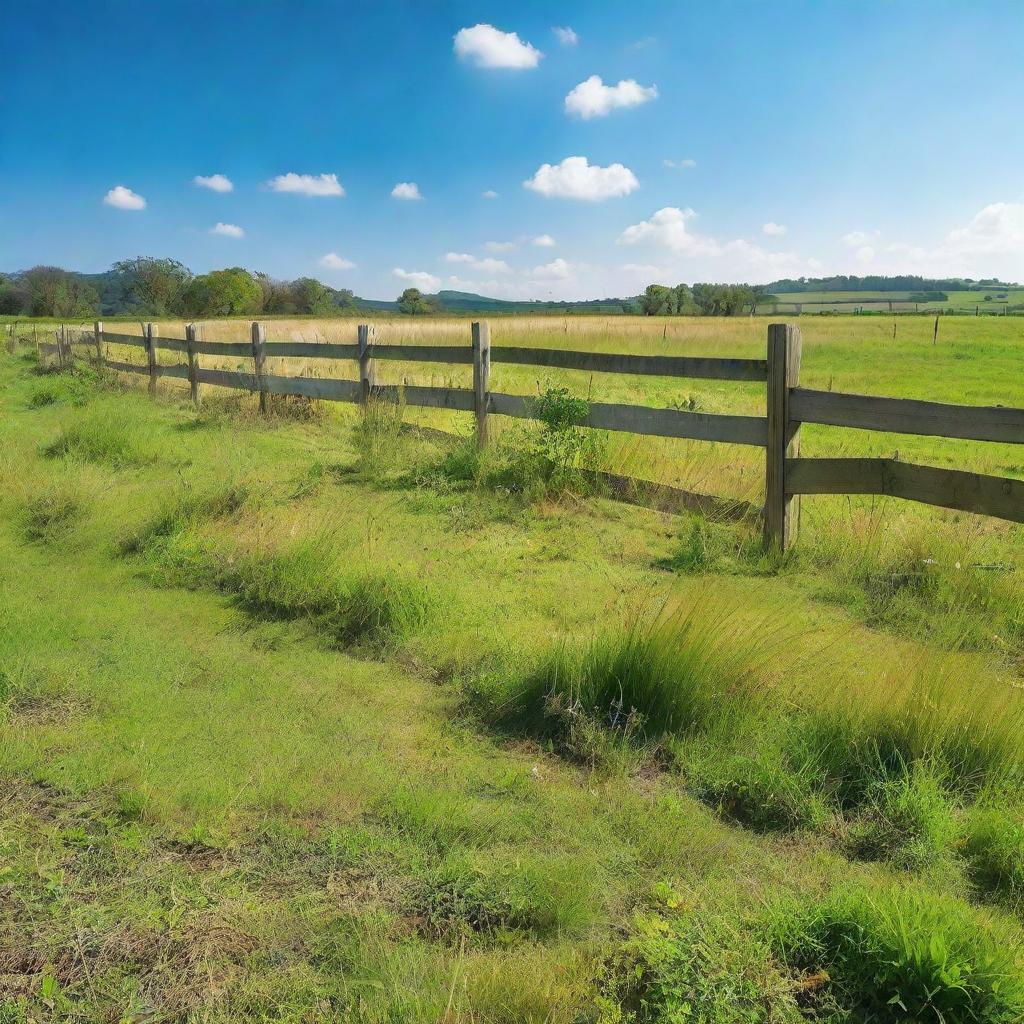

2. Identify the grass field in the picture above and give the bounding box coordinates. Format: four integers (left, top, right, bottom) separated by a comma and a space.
771, 289, 1024, 313
2, 316, 1023, 1021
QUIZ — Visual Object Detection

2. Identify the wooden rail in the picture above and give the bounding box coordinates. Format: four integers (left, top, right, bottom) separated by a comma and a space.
39, 319, 1023, 551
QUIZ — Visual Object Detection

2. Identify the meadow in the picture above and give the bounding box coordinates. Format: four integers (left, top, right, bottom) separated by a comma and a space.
1, 314, 1023, 1022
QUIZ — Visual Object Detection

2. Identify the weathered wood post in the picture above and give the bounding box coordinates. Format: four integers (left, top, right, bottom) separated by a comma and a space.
471, 320, 491, 448
185, 323, 200, 406
764, 323, 802, 552
144, 323, 157, 397
357, 324, 375, 404
251, 321, 267, 413
94, 321, 103, 366
933, 315, 939, 345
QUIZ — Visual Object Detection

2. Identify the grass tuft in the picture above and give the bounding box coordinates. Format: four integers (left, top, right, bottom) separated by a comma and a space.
768, 884, 1024, 1022
19, 484, 88, 544
483, 602, 770, 748
964, 807, 1024, 910
42, 405, 151, 467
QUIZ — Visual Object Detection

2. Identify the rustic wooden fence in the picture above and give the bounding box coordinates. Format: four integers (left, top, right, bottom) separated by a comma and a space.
39, 319, 1024, 550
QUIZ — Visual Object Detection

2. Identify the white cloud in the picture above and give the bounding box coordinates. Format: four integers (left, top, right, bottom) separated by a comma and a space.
618, 207, 712, 254
855, 246, 876, 264
454, 24, 542, 68
267, 173, 345, 197
103, 185, 146, 210
762, 222, 787, 236
193, 173, 233, 193
531, 234, 556, 247
664, 158, 697, 169
391, 181, 423, 201
481, 189, 499, 199
210, 222, 244, 238
619, 207, 822, 281
552, 26, 578, 46
529, 258, 573, 280
856, 202, 1024, 279
564, 76, 658, 119
524, 156, 639, 201
393, 268, 441, 292
485, 240, 517, 252
320, 252, 356, 270
444, 252, 510, 273
842, 229, 879, 247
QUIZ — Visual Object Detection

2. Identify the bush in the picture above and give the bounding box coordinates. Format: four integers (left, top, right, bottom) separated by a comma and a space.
482, 386, 605, 501
768, 884, 1024, 1022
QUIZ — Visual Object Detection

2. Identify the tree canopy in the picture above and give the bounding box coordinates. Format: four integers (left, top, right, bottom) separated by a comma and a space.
397, 287, 438, 315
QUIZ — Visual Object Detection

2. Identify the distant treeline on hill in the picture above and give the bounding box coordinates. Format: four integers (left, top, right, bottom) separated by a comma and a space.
763, 274, 1018, 293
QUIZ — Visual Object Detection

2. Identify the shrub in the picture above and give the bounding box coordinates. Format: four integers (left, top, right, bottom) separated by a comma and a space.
768, 884, 1024, 1022
482, 386, 605, 501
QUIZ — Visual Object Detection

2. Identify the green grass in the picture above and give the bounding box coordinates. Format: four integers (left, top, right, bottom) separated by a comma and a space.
1, 338, 1023, 1022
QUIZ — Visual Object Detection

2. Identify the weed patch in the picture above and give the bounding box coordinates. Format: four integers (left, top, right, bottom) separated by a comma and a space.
964, 807, 1024, 911
18, 484, 88, 544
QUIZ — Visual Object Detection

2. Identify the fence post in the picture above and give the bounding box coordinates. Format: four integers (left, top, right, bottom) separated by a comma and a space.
358, 324, 375, 403
186, 323, 200, 406
471, 320, 491, 448
94, 321, 103, 366
251, 321, 267, 413
764, 323, 802, 551
145, 321, 156, 397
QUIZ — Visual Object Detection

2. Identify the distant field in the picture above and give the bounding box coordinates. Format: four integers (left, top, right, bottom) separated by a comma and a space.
772, 288, 1024, 312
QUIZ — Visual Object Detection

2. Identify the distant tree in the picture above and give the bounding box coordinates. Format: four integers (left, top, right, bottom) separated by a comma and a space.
21, 266, 99, 317
111, 257, 192, 315
184, 267, 262, 316
397, 287, 437, 315
638, 284, 674, 316
255, 273, 297, 315
292, 277, 334, 316
333, 288, 357, 311
0, 277, 26, 314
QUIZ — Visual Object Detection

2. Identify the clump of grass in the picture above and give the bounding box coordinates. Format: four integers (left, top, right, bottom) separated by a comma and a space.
845, 766, 962, 870
594, 910, 805, 1024
407, 854, 590, 940
220, 539, 432, 649
25, 368, 96, 409
119, 483, 250, 556
789, 667, 1024, 804
964, 807, 1024, 910
767, 884, 1024, 1022
42, 405, 151, 467
483, 602, 771, 750
665, 514, 777, 576
19, 484, 88, 544
352, 394, 406, 471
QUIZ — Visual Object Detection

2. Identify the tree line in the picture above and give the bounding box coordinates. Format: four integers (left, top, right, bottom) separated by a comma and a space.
0, 259, 359, 318
763, 274, 1017, 294
629, 283, 779, 316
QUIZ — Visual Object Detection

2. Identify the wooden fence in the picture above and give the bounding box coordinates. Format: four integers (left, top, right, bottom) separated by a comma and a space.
40, 319, 1024, 550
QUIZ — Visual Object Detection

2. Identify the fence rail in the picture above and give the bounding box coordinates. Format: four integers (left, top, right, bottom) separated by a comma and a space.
33, 319, 1024, 550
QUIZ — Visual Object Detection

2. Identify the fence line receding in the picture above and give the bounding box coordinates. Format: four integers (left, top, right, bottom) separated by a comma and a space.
35, 319, 1024, 550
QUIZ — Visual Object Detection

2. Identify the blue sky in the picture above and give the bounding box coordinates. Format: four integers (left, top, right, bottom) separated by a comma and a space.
2, 0, 1023, 299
